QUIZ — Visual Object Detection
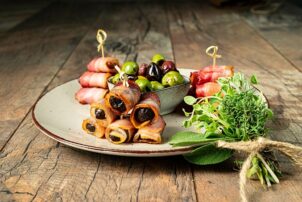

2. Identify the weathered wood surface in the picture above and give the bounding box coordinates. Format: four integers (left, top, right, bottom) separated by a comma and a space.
0, 1, 301, 202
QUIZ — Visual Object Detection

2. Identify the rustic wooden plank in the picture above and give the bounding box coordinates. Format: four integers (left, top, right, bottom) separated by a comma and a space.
241, 2, 302, 72
0, 2, 104, 151
167, 1, 302, 201
0, 2, 196, 202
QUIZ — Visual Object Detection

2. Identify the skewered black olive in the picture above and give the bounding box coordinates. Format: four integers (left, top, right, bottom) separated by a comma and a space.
95, 109, 106, 119
135, 108, 155, 123
146, 63, 163, 82
86, 123, 96, 132
109, 96, 126, 112
109, 135, 121, 142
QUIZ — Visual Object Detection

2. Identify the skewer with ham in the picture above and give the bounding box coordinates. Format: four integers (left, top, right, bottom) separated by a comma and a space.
105, 119, 137, 144
82, 118, 106, 138
79, 71, 112, 88
87, 57, 119, 73
75, 88, 108, 104
90, 99, 117, 127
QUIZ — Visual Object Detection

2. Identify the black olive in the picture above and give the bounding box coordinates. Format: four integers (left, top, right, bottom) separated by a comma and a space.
95, 109, 106, 119
109, 135, 121, 142
146, 63, 163, 82
135, 108, 155, 123
86, 123, 96, 132
109, 96, 126, 113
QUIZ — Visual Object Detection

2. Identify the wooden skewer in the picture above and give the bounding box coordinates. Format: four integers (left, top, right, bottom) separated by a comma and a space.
206, 45, 221, 68
96, 29, 107, 58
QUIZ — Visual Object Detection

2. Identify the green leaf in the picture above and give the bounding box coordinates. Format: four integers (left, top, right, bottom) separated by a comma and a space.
184, 96, 197, 105
184, 144, 233, 165
250, 75, 258, 84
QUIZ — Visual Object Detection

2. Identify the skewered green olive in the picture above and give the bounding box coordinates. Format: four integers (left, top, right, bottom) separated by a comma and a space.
111, 73, 120, 84
162, 71, 184, 87
146, 63, 163, 82
148, 81, 164, 91
135, 78, 150, 92
151, 54, 165, 65
122, 61, 139, 75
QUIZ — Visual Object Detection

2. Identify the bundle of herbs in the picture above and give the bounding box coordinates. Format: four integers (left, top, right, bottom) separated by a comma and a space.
169, 73, 282, 187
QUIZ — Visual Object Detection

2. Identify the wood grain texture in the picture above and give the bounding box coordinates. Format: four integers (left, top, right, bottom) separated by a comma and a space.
167, 1, 302, 201
0, 2, 104, 151
0, 2, 196, 202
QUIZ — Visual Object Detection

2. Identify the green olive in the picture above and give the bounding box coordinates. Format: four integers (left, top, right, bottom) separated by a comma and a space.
151, 54, 165, 65
161, 71, 184, 87
135, 79, 150, 92
138, 76, 148, 81
111, 73, 120, 84
122, 61, 139, 75
148, 81, 164, 91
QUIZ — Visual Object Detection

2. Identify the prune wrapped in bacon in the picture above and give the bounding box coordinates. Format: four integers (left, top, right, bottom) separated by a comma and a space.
105, 81, 141, 115
82, 118, 106, 138
130, 92, 160, 129
79, 71, 112, 88
133, 116, 166, 144
105, 119, 136, 144
87, 57, 119, 73
75, 88, 108, 104
90, 99, 117, 127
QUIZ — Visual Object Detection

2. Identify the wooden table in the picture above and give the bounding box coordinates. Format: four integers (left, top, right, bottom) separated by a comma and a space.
0, 1, 301, 201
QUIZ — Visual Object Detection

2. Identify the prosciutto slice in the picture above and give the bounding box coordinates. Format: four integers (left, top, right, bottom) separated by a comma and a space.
87, 57, 119, 73
130, 92, 160, 129
75, 88, 108, 104
105, 119, 137, 144
133, 116, 166, 144
90, 99, 117, 127
195, 82, 221, 97
79, 71, 112, 88
82, 118, 106, 138
105, 81, 141, 115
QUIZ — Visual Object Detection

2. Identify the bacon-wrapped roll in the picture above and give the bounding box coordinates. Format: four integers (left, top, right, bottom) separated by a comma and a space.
82, 118, 106, 138
75, 88, 108, 104
105, 81, 141, 115
133, 116, 166, 144
90, 99, 117, 127
105, 119, 136, 144
87, 57, 119, 73
130, 92, 160, 129
79, 71, 112, 88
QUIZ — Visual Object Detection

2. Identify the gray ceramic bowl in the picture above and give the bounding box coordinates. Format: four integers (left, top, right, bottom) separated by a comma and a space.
107, 75, 190, 115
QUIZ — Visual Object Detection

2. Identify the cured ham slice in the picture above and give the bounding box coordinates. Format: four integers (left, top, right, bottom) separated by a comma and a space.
105, 119, 137, 144
133, 116, 166, 144
196, 82, 221, 97
105, 81, 141, 115
82, 118, 106, 138
90, 99, 117, 127
87, 57, 119, 73
130, 92, 160, 129
75, 88, 108, 104
79, 71, 112, 88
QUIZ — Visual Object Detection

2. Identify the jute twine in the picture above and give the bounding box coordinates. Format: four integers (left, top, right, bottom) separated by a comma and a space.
217, 137, 302, 202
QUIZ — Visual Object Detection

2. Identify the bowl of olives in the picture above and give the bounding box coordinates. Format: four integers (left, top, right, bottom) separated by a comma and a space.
108, 54, 191, 115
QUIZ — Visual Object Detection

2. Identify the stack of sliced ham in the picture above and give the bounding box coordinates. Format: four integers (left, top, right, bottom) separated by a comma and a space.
75, 57, 120, 104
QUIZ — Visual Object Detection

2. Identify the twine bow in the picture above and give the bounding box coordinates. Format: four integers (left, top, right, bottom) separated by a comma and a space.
217, 137, 302, 202
114, 65, 129, 87
206, 45, 221, 68
96, 29, 107, 58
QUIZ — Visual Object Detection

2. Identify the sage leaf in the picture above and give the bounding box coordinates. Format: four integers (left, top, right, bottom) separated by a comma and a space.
184, 96, 197, 105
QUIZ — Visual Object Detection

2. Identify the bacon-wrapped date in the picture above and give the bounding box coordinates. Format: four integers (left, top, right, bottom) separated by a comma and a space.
105, 81, 141, 115
90, 99, 117, 127
105, 119, 136, 144
75, 88, 108, 104
133, 116, 166, 144
79, 71, 112, 88
130, 92, 160, 129
87, 57, 119, 73
82, 118, 106, 138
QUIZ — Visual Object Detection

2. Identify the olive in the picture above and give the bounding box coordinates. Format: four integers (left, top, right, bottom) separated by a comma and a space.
138, 63, 148, 76
162, 71, 184, 87
148, 81, 164, 91
95, 109, 106, 119
152, 54, 165, 66
109, 96, 126, 112
122, 61, 139, 75
135, 108, 155, 123
127, 75, 138, 80
111, 73, 120, 84
86, 123, 96, 132
135, 78, 150, 92
146, 63, 163, 82
161, 61, 177, 74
